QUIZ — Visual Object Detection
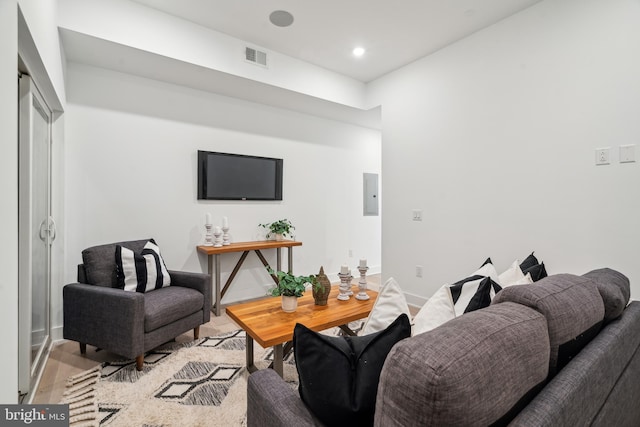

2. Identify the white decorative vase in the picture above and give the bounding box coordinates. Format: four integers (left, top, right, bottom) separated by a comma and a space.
274, 233, 284, 241
281, 295, 298, 312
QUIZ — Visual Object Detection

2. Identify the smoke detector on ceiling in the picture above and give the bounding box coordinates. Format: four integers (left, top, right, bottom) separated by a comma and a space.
245, 47, 268, 68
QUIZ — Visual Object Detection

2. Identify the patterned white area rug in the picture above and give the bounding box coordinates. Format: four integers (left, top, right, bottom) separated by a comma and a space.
60, 330, 298, 427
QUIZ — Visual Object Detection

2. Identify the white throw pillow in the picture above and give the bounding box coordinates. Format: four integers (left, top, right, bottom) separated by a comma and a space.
360, 277, 411, 336
504, 272, 533, 287
412, 284, 456, 336
498, 259, 525, 286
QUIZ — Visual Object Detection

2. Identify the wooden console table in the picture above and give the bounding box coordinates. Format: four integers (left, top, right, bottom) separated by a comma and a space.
197, 240, 302, 316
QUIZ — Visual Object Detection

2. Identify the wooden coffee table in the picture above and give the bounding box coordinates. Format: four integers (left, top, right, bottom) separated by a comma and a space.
226, 284, 378, 377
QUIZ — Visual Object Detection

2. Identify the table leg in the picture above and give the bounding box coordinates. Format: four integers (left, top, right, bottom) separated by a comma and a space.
214, 253, 221, 316
339, 324, 358, 336
246, 334, 257, 373
287, 246, 293, 273
207, 255, 216, 315
273, 344, 284, 377
276, 247, 282, 272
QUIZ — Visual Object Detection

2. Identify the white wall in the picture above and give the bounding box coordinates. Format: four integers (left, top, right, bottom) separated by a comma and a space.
63, 63, 381, 314
369, 0, 640, 304
0, 0, 20, 405
58, 0, 367, 109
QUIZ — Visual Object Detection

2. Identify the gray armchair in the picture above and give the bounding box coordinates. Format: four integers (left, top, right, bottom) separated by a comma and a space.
63, 239, 211, 370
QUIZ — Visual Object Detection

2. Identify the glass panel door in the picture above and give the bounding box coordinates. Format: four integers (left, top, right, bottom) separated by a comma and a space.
18, 75, 53, 399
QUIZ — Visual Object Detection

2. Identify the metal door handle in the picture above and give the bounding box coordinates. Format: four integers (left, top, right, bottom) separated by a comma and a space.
39, 219, 48, 241
48, 216, 56, 242
39, 217, 57, 242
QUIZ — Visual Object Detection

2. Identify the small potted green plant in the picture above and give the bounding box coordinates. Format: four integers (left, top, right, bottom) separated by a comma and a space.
260, 219, 295, 241
267, 268, 316, 312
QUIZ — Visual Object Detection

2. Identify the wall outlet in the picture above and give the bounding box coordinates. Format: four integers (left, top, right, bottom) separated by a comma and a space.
595, 147, 610, 165
416, 265, 423, 278
348, 249, 353, 257
412, 209, 423, 221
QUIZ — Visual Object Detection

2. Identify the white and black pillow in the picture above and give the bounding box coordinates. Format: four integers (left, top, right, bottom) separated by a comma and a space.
116, 239, 171, 293
449, 275, 502, 316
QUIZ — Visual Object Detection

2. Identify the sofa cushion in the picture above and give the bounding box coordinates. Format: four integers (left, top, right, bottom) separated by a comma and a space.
374, 302, 550, 427
583, 268, 630, 322
116, 240, 171, 293
82, 239, 150, 287
492, 274, 604, 376
294, 314, 411, 427
144, 286, 204, 332
360, 277, 411, 336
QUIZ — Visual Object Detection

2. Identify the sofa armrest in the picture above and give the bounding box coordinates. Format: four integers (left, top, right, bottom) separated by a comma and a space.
63, 283, 145, 358
247, 369, 322, 427
169, 270, 211, 323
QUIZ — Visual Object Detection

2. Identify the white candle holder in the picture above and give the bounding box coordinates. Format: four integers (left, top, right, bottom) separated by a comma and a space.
204, 224, 213, 246
213, 228, 223, 247
337, 272, 353, 301
222, 226, 230, 245
356, 266, 370, 300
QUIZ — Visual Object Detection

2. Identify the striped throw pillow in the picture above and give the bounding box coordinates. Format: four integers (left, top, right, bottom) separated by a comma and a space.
115, 240, 171, 293
449, 275, 502, 316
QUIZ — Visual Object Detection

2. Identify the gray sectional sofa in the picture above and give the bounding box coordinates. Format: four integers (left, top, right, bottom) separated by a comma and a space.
247, 269, 640, 426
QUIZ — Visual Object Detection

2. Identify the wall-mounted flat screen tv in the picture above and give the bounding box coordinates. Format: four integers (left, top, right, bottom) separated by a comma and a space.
197, 150, 283, 201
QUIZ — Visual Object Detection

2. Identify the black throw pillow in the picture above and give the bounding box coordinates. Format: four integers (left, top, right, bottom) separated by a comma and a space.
294, 313, 411, 427
524, 262, 548, 282
519, 252, 540, 271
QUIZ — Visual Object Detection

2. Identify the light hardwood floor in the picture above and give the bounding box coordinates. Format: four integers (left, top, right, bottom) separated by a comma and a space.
32, 274, 389, 404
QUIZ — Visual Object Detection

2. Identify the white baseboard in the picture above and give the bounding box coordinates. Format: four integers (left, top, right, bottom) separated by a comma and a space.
404, 290, 428, 309
51, 325, 64, 342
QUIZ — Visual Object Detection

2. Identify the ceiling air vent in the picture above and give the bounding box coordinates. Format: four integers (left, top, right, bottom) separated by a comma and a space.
245, 47, 268, 68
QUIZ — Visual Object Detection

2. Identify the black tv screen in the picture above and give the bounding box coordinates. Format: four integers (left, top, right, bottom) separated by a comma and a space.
197, 151, 283, 200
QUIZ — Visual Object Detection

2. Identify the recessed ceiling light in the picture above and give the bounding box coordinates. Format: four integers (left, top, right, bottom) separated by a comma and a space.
269, 10, 294, 27
352, 47, 366, 57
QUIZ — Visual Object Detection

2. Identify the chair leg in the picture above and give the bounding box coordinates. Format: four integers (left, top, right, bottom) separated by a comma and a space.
135, 355, 144, 371
79, 343, 86, 355
194, 326, 200, 340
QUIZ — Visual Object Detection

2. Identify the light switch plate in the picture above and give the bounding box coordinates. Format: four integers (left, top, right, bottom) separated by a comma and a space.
619, 145, 636, 163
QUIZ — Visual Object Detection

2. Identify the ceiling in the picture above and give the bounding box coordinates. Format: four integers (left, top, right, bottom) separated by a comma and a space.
132, 0, 542, 82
